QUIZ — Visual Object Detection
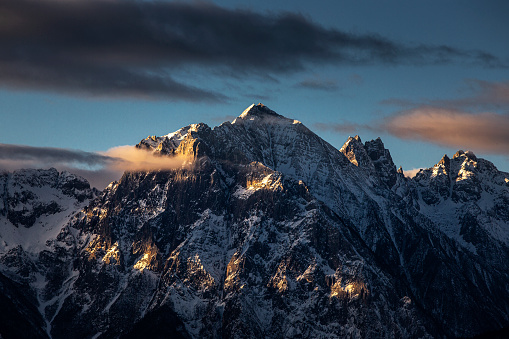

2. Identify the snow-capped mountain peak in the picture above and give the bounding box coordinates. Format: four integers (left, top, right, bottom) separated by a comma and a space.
453, 149, 477, 161
232, 103, 300, 127
1, 105, 508, 339
238, 103, 280, 118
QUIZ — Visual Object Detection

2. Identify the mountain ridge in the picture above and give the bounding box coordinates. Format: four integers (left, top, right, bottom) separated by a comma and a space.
0, 104, 508, 338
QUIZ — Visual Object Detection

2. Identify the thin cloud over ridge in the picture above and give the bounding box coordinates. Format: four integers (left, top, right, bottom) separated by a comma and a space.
0, 0, 506, 101
0, 143, 188, 189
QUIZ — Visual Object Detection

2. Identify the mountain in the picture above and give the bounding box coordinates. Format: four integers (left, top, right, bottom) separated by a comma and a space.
0, 168, 96, 338
0, 104, 508, 338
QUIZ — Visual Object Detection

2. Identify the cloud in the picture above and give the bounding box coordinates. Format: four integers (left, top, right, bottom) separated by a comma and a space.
379, 97, 417, 108
402, 168, 422, 178
296, 73, 363, 92
374, 80, 509, 155
211, 115, 237, 123
381, 79, 509, 110
296, 78, 339, 91
445, 79, 509, 109
0, 143, 188, 189
0, 0, 506, 101
0, 144, 111, 166
313, 122, 374, 134
348, 74, 364, 86
381, 107, 509, 154
100, 145, 188, 172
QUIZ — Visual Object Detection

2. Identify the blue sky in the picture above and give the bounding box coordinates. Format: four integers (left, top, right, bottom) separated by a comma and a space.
1, 0, 508, 187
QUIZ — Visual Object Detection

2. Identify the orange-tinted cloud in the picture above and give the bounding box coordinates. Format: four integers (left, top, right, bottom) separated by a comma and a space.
101, 146, 189, 172
383, 107, 509, 154
402, 168, 422, 178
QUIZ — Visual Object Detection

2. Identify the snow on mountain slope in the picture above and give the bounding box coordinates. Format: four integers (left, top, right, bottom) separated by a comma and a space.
52, 156, 434, 338
0, 168, 96, 254
72, 104, 505, 338
0, 168, 97, 338
138, 103, 387, 226
124, 104, 509, 337
0, 104, 508, 339
401, 150, 509, 268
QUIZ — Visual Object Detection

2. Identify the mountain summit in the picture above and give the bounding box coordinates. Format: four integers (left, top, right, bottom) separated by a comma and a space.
238, 103, 281, 118
1, 104, 508, 338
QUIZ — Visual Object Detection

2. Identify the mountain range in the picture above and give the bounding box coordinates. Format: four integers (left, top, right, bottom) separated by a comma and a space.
1, 104, 508, 338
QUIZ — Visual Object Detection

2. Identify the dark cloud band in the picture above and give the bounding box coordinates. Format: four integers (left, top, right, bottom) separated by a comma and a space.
0, 0, 506, 101
0, 143, 112, 165
0, 143, 187, 189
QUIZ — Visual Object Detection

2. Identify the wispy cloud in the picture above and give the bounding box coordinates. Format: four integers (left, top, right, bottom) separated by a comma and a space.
296, 78, 339, 91
348, 74, 364, 86
211, 115, 237, 123
442, 80, 509, 109
375, 79, 509, 154
0, 144, 188, 188
297, 73, 363, 92
313, 122, 374, 134
381, 79, 509, 110
0, 144, 110, 166
317, 79, 509, 156
317, 107, 509, 156
402, 168, 422, 178
0, 0, 505, 101
381, 107, 509, 154
101, 146, 188, 172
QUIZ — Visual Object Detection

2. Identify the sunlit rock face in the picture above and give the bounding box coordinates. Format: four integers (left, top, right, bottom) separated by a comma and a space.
1, 104, 508, 338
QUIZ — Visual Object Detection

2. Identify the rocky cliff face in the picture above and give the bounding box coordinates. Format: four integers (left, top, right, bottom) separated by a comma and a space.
0, 168, 97, 338
1, 104, 508, 338
0, 168, 96, 253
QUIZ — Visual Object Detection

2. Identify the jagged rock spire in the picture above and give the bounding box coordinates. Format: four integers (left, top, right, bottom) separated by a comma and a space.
340, 135, 373, 169
364, 137, 398, 188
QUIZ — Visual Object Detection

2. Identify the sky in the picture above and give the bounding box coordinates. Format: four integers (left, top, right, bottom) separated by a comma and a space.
1, 0, 509, 188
